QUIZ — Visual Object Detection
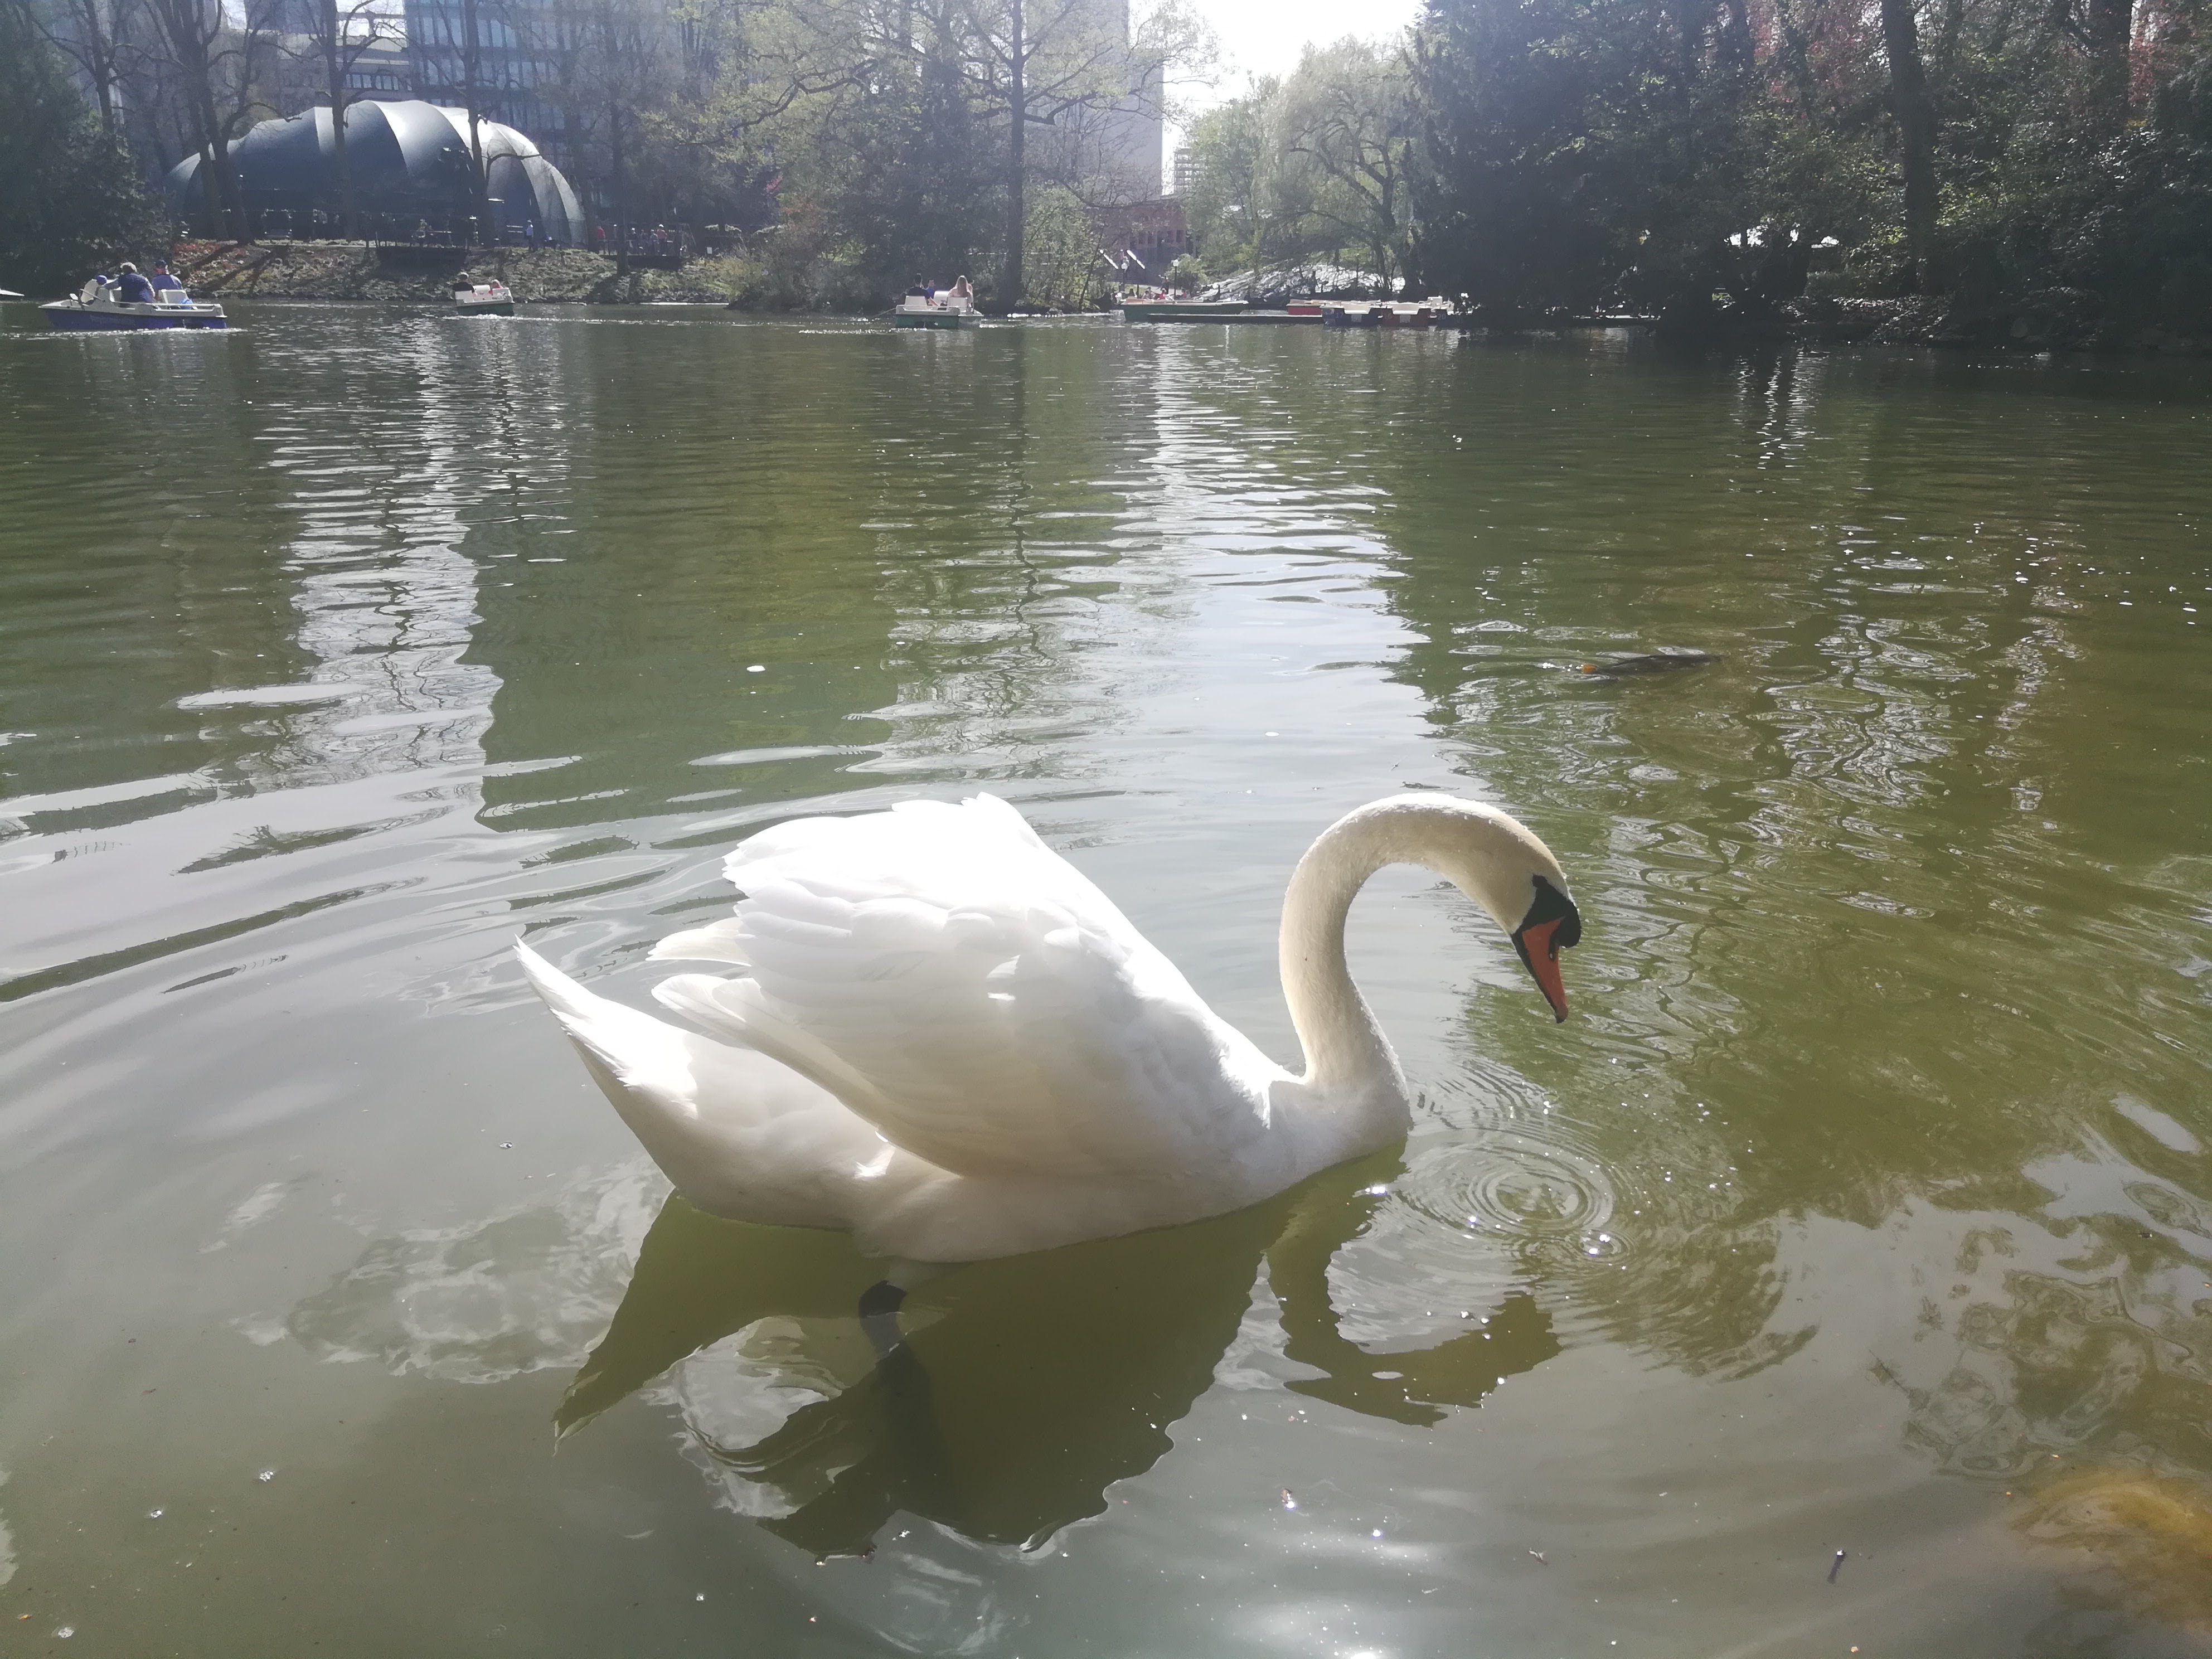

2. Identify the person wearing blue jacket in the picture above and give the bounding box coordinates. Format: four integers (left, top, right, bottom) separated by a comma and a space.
149, 261, 192, 305
114, 263, 156, 304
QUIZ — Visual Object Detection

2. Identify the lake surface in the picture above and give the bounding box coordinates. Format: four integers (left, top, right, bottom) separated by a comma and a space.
1, 302, 2208, 1657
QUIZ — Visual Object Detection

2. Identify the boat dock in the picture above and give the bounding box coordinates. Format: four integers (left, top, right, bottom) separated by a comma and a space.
1118, 308, 1657, 330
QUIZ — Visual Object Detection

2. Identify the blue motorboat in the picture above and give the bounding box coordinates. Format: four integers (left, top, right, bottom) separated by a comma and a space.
40, 279, 227, 331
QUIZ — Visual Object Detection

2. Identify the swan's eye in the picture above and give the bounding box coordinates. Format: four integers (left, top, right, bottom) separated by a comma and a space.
1511, 876, 1579, 1022
1517, 875, 1580, 950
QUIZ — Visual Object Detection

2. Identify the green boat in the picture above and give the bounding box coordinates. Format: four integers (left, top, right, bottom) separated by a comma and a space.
1119, 299, 1250, 322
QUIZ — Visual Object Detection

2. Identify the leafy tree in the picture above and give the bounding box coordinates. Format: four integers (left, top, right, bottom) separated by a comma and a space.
1021, 180, 1104, 303
1413, 0, 2212, 324
1276, 38, 1419, 289
966, 0, 1180, 302
1179, 83, 1269, 270
0, 0, 167, 295
1180, 45, 1420, 291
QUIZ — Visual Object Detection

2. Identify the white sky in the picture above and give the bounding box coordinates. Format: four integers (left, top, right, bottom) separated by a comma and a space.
1182, 0, 1419, 93
1162, 0, 1422, 177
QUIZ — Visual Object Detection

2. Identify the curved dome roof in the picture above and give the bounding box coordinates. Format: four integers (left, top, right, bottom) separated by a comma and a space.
166, 101, 583, 245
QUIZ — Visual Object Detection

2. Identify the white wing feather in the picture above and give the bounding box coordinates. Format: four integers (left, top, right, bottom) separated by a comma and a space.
515, 942, 905, 1229
650, 795, 1280, 1180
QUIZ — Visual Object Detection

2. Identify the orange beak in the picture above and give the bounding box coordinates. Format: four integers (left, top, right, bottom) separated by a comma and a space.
1515, 916, 1571, 1022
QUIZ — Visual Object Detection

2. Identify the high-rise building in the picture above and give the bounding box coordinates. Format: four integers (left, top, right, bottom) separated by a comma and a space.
1018, 0, 1162, 203
403, 0, 562, 151
266, 17, 413, 119
1171, 144, 1201, 197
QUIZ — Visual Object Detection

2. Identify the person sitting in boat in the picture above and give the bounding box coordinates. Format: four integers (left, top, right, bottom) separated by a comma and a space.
149, 261, 192, 307
113, 262, 156, 304
453, 270, 477, 294
949, 275, 973, 303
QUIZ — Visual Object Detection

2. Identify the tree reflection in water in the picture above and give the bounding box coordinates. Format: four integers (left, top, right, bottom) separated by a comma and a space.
555, 1152, 1560, 1557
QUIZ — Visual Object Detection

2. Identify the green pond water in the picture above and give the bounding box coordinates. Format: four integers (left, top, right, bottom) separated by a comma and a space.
1, 302, 2208, 1658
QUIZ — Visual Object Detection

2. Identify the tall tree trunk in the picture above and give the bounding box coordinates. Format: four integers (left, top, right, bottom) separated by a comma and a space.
461, 0, 490, 242
193, 81, 248, 240
1879, 0, 1938, 290
1000, 0, 1023, 306
610, 106, 629, 274
2085, 0, 2131, 132
86, 1, 118, 130
322, 0, 358, 239
197, 138, 224, 235
152, 0, 250, 241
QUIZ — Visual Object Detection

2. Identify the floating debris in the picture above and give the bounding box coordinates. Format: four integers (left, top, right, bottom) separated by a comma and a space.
1280, 1489, 1297, 1510
255, 1469, 275, 1483
1829, 1549, 1846, 1583
1528, 1549, 1548, 1564
1578, 650, 1722, 677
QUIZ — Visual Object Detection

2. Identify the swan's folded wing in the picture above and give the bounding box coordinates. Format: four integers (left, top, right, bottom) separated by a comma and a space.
652, 795, 1276, 1180
515, 942, 910, 1229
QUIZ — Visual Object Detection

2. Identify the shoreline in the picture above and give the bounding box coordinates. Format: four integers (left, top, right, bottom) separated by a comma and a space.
40, 243, 2208, 354
163, 239, 762, 305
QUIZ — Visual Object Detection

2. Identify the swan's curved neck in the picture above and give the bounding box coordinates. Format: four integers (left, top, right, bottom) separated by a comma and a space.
1278, 799, 1532, 1111
1279, 812, 1414, 1106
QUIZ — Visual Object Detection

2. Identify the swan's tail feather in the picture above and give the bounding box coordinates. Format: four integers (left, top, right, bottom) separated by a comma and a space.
515, 940, 696, 1105
649, 914, 750, 965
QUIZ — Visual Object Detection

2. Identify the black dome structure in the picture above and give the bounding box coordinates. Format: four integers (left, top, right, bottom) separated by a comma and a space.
166, 100, 583, 245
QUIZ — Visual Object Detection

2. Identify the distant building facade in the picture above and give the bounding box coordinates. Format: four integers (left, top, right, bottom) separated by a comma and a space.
1095, 196, 1189, 282
403, 0, 564, 152
1034, 0, 1163, 205
268, 29, 414, 118
1085, 64, 1163, 205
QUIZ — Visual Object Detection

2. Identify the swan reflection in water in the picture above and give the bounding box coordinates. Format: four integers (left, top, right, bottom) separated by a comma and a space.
557, 1151, 1560, 1558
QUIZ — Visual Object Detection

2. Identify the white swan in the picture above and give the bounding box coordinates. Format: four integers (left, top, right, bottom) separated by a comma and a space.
516, 793, 1580, 1277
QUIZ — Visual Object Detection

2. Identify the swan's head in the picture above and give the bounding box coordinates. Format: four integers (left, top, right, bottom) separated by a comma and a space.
1334, 796, 1583, 1021
1437, 802, 1582, 1022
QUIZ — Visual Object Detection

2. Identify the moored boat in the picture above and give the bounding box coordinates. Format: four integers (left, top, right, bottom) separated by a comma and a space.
1320, 298, 1456, 328
891, 289, 981, 328
1119, 298, 1250, 322
40, 282, 227, 332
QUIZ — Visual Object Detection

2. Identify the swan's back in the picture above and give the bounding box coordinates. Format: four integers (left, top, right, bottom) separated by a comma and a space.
653, 795, 1278, 1182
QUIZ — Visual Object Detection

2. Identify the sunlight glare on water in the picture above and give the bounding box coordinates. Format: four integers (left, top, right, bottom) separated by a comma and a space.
0, 302, 2208, 1657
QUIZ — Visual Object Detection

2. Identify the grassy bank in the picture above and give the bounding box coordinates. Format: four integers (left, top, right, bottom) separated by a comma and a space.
170, 240, 767, 304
